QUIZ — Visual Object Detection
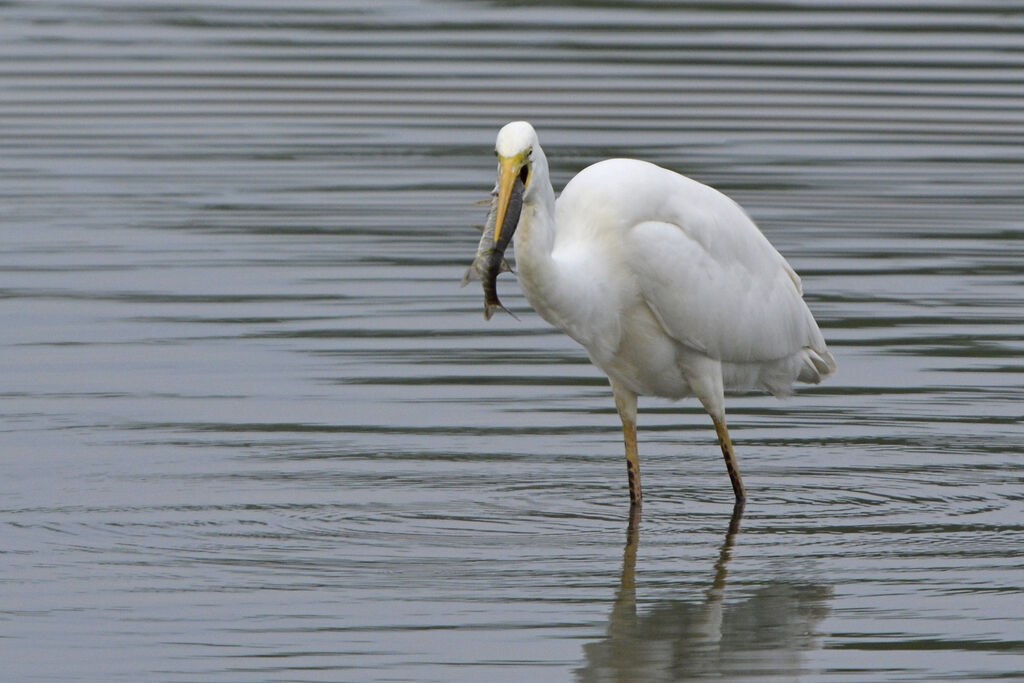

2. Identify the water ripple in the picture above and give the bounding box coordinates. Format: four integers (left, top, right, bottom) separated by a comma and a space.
2, 1, 1023, 681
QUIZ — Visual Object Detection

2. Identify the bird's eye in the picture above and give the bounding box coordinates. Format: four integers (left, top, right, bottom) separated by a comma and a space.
519, 164, 529, 185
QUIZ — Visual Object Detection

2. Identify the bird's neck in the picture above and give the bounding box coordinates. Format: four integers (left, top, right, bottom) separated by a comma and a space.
515, 181, 556, 263
512, 168, 569, 328
513, 168, 614, 356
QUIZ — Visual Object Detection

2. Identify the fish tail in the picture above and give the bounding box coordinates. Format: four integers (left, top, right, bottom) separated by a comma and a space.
482, 275, 519, 320
484, 301, 519, 321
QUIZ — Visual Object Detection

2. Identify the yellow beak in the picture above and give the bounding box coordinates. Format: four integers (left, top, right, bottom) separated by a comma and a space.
493, 155, 524, 245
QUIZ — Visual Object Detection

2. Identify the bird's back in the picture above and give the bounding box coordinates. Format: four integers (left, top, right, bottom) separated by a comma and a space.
557, 159, 785, 275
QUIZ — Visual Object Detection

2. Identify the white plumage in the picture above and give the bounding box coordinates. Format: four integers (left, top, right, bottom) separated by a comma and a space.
488, 121, 836, 505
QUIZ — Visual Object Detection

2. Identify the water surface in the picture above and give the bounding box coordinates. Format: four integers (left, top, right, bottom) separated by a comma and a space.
2, 1, 1023, 681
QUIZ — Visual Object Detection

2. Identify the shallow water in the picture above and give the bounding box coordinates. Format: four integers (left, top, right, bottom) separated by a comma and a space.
2, 1, 1023, 681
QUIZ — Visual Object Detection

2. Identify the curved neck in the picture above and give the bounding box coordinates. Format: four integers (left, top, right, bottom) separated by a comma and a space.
511, 145, 616, 356
512, 146, 558, 309
519, 144, 557, 245
512, 144, 600, 343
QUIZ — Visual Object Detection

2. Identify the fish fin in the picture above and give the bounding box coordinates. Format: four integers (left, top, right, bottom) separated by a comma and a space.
471, 223, 485, 233
473, 198, 492, 206
461, 265, 480, 287
500, 258, 515, 274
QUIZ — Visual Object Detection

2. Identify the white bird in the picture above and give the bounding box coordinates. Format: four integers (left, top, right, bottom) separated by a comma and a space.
483, 121, 836, 505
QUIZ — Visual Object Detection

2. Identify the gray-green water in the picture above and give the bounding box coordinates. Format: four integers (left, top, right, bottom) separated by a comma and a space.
2, 1, 1023, 681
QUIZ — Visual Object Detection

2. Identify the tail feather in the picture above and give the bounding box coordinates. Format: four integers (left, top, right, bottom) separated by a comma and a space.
797, 347, 837, 384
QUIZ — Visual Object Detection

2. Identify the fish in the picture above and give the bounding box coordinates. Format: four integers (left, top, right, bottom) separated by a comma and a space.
461, 176, 525, 320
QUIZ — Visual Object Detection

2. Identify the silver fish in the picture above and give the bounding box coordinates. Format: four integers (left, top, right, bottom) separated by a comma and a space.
461, 177, 524, 319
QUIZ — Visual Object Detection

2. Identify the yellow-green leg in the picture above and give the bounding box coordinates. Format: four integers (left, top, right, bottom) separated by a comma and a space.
712, 414, 746, 503
611, 380, 642, 506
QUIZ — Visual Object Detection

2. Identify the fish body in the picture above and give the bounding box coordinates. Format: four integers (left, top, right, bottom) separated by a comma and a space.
461, 177, 524, 319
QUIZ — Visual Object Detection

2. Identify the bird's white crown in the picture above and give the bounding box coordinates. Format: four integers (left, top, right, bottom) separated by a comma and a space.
495, 121, 538, 157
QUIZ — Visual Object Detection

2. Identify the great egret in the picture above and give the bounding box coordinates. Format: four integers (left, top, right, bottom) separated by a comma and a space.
481, 121, 836, 505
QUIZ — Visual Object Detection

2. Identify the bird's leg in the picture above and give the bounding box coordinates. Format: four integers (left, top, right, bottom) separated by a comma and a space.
711, 414, 746, 503
622, 416, 642, 506
683, 356, 746, 503
611, 380, 642, 506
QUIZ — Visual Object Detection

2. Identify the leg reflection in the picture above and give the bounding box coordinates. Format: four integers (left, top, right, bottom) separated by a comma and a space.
607, 505, 641, 638
578, 501, 829, 682
711, 500, 744, 593
702, 501, 744, 647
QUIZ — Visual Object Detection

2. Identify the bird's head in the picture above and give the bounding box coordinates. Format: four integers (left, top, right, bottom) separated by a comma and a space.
492, 121, 539, 245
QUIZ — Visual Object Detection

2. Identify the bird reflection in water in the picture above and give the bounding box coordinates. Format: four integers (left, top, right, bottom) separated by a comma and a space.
578, 505, 831, 682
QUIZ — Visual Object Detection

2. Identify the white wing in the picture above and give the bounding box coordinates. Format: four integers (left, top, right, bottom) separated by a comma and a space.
630, 218, 827, 361
559, 159, 834, 374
